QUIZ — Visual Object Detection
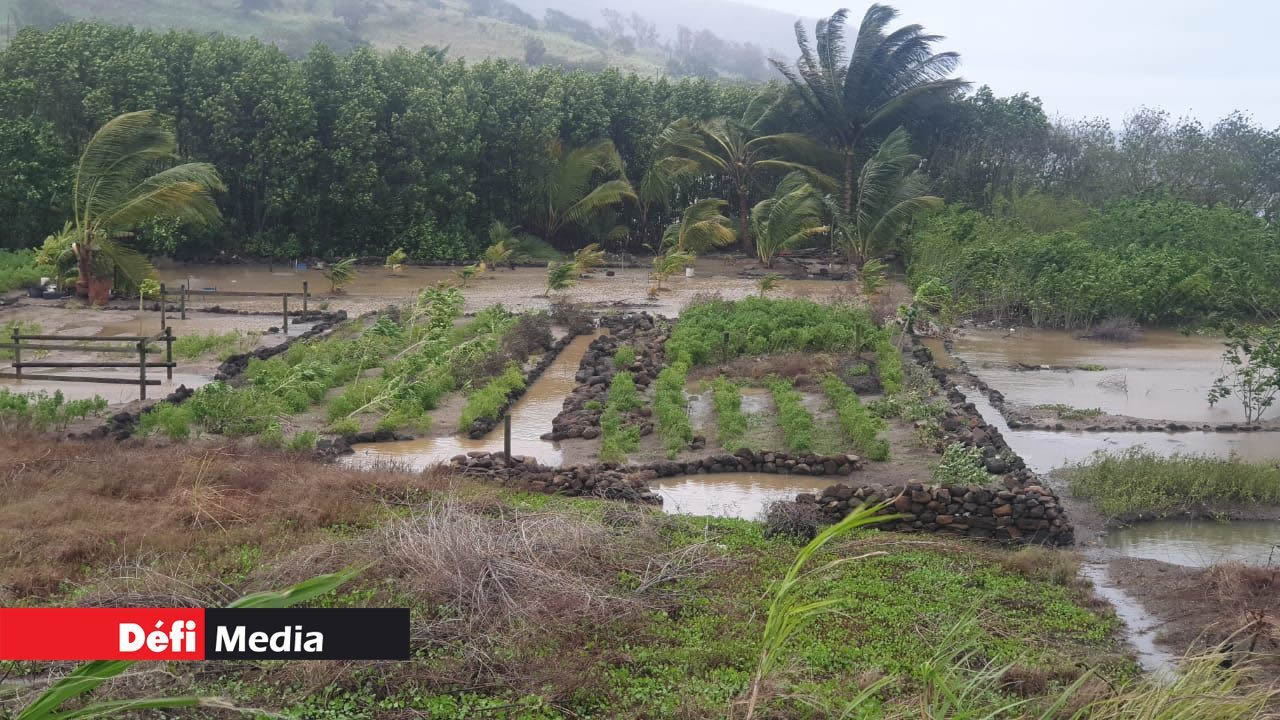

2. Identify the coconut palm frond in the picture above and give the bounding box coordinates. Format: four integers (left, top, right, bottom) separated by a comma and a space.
74, 110, 178, 226
531, 140, 634, 241
94, 235, 156, 285
666, 198, 736, 253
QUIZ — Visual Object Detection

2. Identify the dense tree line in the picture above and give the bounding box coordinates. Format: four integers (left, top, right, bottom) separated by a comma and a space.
0, 22, 754, 258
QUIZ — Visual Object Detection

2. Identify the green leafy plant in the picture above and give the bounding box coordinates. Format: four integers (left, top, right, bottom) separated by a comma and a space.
667, 297, 875, 367
933, 443, 988, 486
710, 377, 747, 450
654, 362, 693, 457
750, 173, 829, 267
286, 429, 318, 451
612, 344, 636, 369
765, 376, 814, 453
650, 248, 695, 292
821, 374, 888, 460
599, 371, 643, 462
137, 278, 161, 300
662, 198, 736, 254
572, 242, 606, 273
323, 257, 357, 293
384, 247, 407, 274
742, 500, 896, 720
757, 273, 781, 298
14, 569, 360, 720
0, 389, 108, 431
1208, 323, 1280, 422
458, 362, 524, 429
875, 336, 905, 395
455, 264, 478, 288
859, 258, 887, 296
544, 261, 576, 296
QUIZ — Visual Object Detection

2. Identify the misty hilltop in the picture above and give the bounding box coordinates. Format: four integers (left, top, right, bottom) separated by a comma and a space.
1, 0, 812, 79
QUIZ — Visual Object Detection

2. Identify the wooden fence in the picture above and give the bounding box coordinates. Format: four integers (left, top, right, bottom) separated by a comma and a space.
0, 328, 175, 400
158, 282, 311, 334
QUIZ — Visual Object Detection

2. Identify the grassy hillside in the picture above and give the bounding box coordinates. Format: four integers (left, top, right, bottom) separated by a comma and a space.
0, 0, 668, 72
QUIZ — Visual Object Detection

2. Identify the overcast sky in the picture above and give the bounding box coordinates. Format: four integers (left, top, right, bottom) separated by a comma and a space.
742, 0, 1280, 128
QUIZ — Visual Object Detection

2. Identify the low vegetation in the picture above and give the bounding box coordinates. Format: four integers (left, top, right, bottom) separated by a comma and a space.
710, 377, 748, 450
875, 336, 905, 395
667, 297, 876, 367
599, 372, 642, 463
0, 249, 48, 292
933, 443, 989, 486
612, 344, 637, 369
172, 330, 257, 360
1068, 450, 1280, 520
0, 389, 107, 432
821, 374, 889, 461
654, 362, 693, 458
1034, 404, 1104, 421
458, 363, 525, 431
764, 377, 814, 453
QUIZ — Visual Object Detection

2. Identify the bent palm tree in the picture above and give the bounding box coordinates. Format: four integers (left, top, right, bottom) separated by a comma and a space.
661, 113, 827, 256
527, 139, 635, 246
831, 128, 942, 265
772, 5, 966, 219
70, 110, 224, 303
751, 174, 830, 268
662, 198, 736, 254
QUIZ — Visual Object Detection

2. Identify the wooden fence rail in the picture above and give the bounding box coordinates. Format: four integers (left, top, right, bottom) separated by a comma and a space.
159, 282, 310, 333
0, 327, 175, 400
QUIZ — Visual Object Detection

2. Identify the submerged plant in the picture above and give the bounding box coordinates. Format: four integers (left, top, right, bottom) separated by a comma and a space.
323, 257, 357, 293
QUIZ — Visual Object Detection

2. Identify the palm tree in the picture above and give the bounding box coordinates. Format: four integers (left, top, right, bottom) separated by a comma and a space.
544, 261, 576, 296
661, 113, 826, 256
771, 5, 966, 221
527, 139, 635, 246
830, 128, 942, 265
68, 110, 224, 303
662, 198, 736, 254
751, 174, 830, 268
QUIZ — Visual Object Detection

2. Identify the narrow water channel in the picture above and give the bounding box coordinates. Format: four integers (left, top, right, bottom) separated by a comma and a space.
347, 331, 601, 470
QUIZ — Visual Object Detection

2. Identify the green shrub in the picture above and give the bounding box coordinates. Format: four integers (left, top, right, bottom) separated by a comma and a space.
654, 363, 693, 458
613, 345, 637, 369
765, 377, 813, 453
933, 443, 987, 486
710, 377, 747, 450
607, 371, 641, 411
0, 249, 50, 293
286, 430, 318, 451
139, 403, 193, 440
173, 330, 252, 360
875, 338, 904, 395
0, 320, 39, 361
458, 363, 524, 429
599, 372, 642, 462
1068, 449, 1280, 520
821, 375, 888, 461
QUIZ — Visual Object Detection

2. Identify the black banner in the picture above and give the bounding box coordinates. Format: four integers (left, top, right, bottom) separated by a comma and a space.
204, 608, 409, 660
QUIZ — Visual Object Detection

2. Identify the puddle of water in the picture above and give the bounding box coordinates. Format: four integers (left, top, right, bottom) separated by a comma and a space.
955, 328, 1258, 423
654, 473, 823, 520
347, 331, 602, 469
1080, 563, 1177, 676
963, 388, 1280, 474
1104, 521, 1280, 568
0, 372, 211, 404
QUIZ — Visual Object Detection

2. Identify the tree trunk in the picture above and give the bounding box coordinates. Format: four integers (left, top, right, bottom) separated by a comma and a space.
74, 244, 91, 299
738, 189, 753, 260
842, 149, 854, 219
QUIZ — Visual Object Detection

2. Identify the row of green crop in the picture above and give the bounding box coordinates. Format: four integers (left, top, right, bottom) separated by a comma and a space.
599, 372, 643, 463
821, 375, 889, 461
458, 363, 526, 430
0, 388, 107, 431
666, 297, 879, 367
654, 363, 693, 458
875, 337, 904, 395
764, 377, 814, 454
710, 377, 747, 451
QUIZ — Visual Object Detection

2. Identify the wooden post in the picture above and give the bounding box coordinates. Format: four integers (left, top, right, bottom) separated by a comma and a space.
137, 341, 147, 400
282, 293, 289, 334
11, 327, 20, 381
164, 327, 173, 381
159, 283, 167, 331
302, 281, 309, 312
504, 414, 512, 461
180, 284, 187, 320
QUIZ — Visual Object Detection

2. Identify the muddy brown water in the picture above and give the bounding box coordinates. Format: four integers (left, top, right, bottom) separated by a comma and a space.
1103, 521, 1280, 568
654, 473, 823, 520
346, 331, 602, 470
955, 327, 1259, 423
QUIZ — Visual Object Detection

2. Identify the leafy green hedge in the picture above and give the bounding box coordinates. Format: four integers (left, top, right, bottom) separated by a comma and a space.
875, 338, 904, 395
0, 388, 106, 431
0, 250, 49, 293
667, 297, 876, 367
710, 377, 747, 450
599, 372, 642, 463
764, 377, 813, 453
821, 375, 889, 461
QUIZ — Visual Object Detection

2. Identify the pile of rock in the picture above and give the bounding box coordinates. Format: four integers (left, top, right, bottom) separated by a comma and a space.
547, 313, 669, 441
72, 384, 195, 441
450, 451, 662, 504
467, 330, 582, 438
803, 480, 1073, 545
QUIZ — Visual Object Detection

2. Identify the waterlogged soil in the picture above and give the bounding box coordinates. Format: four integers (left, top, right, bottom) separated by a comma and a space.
953, 326, 1268, 425
150, 257, 862, 318
654, 472, 824, 520
347, 331, 603, 469
1006, 403, 1280, 433
1103, 520, 1280, 568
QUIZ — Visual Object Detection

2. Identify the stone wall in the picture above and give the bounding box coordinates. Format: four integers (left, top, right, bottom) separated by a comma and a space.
449, 452, 662, 504
546, 312, 669, 441
796, 342, 1075, 546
